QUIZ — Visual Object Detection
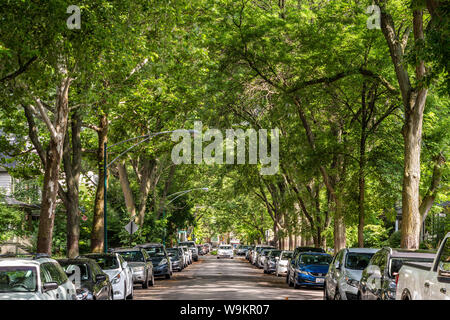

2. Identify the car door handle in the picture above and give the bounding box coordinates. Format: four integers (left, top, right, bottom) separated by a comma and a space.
441, 288, 447, 294
424, 282, 430, 288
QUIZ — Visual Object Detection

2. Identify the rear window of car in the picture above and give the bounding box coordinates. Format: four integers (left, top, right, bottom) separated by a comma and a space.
86, 256, 119, 270
118, 251, 145, 262
0, 266, 37, 292
345, 253, 375, 270
299, 254, 332, 265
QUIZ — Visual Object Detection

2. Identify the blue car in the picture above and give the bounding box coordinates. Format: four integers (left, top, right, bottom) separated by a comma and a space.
288, 252, 332, 289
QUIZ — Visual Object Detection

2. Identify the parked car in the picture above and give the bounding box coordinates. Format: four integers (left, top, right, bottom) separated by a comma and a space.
246, 246, 255, 260
112, 248, 154, 289
179, 241, 198, 262
264, 250, 281, 274
0, 254, 76, 300
179, 246, 192, 265
252, 246, 275, 265
286, 247, 325, 285
58, 258, 113, 300
275, 250, 293, 277
81, 253, 133, 300
357, 247, 436, 300
217, 244, 234, 259
324, 248, 379, 300
196, 245, 205, 255
136, 243, 173, 279
257, 248, 275, 269
236, 245, 251, 256
396, 232, 449, 300
287, 252, 332, 289
167, 248, 184, 271
203, 243, 211, 254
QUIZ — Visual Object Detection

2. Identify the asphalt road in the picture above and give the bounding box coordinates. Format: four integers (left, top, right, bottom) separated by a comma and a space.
134, 255, 323, 300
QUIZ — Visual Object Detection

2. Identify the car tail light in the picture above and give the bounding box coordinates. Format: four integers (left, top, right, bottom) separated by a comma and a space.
394, 272, 399, 285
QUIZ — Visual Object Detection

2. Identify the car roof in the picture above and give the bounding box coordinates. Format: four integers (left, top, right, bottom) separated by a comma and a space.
388, 248, 436, 259
57, 258, 95, 264
298, 252, 331, 256
136, 243, 164, 248
81, 253, 117, 258
0, 257, 54, 266
346, 248, 379, 254
113, 247, 141, 252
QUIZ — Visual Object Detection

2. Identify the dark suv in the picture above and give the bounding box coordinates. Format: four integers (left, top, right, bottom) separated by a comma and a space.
57, 258, 112, 300
136, 243, 172, 279
112, 247, 154, 288
358, 247, 435, 300
286, 247, 325, 285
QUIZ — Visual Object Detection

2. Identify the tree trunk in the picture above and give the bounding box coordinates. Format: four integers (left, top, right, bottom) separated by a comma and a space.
63, 110, 82, 258
36, 78, 71, 255
376, 3, 429, 249
117, 161, 137, 217
90, 113, 108, 253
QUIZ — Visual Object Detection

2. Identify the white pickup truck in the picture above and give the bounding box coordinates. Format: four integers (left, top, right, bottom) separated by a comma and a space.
396, 232, 450, 300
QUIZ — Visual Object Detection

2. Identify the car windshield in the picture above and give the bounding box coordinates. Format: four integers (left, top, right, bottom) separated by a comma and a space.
167, 250, 179, 258
220, 246, 232, 250
118, 251, 144, 262
145, 247, 166, 257
281, 252, 293, 259
345, 253, 375, 270
86, 255, 119, 270
0, 267, 37, 292
270, 250, 281, 257
299, 254, 332, 265
61, 263, 90, 281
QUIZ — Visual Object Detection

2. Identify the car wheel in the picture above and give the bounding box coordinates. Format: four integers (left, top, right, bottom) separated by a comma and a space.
217, 257, 219, 259
165, 272, 171, 280
285, 272, 289, 284
149, 274, 154, 286
142, 274, 149, 289
334, 288, 341, 300
288, 274, 294, 287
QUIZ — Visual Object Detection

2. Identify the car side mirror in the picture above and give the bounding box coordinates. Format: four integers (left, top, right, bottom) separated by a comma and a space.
95, 274, 107, 283
65, 270, 76, 277
122, 261, 128, 268
438, 268, 450, 278
43, 282, 59, 292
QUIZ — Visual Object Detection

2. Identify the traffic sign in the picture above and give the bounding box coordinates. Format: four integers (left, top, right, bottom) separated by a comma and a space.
124, 221, 139, 235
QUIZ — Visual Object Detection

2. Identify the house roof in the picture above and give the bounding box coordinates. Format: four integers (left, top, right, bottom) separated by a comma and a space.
3, 196, 40, 210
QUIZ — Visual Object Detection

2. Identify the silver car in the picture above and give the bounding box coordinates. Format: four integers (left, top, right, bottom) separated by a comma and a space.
0, 255, 76, 300
275, 250, 293, 277
324, 248, 379, 300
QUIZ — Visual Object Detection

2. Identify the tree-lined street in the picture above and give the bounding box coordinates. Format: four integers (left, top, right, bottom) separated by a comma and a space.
0, 1, 448, 303
134, 255, 322, 300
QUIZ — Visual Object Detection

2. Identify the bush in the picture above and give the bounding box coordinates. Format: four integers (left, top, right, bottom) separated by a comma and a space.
210, 250, 217, 255
388, 231, 401, 248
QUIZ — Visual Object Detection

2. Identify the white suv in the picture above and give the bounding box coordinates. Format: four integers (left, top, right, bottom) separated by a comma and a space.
0, 255, 77, 300
217, 245, 234, 259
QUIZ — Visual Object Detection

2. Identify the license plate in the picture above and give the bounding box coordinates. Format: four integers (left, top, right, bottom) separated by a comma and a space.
316, 278, 325, 283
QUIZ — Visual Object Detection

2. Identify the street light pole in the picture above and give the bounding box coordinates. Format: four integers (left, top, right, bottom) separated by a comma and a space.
104, 142, 108, 253
102, 129, 198, 254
